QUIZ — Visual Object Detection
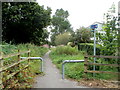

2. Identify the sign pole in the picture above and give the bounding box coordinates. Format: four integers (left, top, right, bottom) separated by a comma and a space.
93, 29, 96, 76
90, 24, 98, 77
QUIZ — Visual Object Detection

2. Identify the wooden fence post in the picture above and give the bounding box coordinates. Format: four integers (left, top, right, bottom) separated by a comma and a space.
84, 55, 88, 80
18, 50, 20, 69
28, 49, 30, 65
18, 49, 20, 61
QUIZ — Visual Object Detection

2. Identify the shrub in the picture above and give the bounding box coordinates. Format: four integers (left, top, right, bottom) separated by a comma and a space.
54, 32, 71, 45
1, 43, 49, 88
53, 46, 79, 55
78, 43, 101, 55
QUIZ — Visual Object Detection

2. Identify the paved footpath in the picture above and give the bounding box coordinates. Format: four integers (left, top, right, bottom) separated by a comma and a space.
33, 51, 87, 88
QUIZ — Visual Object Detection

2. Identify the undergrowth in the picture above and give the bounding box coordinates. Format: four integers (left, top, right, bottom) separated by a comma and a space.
50, 46, 85, 79
1, 43, 48, 88
50, 46, 118, 81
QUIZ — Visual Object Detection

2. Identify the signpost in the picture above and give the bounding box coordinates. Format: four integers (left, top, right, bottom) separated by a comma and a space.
90, 24, 98, 76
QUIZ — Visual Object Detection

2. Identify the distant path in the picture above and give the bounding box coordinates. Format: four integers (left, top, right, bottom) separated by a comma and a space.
33, 51, 87, 88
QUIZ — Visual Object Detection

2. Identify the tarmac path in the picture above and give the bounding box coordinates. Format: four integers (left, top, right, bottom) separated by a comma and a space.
33, 51, 87, 88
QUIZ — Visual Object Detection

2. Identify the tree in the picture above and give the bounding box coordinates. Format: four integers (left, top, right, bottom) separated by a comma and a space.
2, 2, 51, 45
55, 32, 71, 45
71, 27, 92, 44
50, 8, 73, 45
97, 3, 118, 57
96, 3, 119, 66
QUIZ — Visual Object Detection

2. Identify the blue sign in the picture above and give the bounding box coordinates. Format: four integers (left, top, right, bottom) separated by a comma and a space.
90, 24, 98, 29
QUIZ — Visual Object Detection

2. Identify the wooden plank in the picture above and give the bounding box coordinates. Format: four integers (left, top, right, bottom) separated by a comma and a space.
0, 57, 30, 72
86, 63, 120, 67
85, 70, 120, 74
1, 51, 30, 59
6, 65, 29, 80
86, 55, 120, 59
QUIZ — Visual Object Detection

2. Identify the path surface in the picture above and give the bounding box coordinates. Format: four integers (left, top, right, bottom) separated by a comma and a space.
33, 51, 87, 88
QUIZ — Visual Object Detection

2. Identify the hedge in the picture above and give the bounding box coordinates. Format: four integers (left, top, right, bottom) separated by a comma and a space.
78, 43, 101, 55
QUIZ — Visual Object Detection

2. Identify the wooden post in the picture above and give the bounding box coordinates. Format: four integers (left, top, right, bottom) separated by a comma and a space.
84, 55, 88, 80
18, 50, 20, 68
27, 49, 30, 73
28, 49, 30, 65
17, 49, 21, 79
18, 50, 20, 61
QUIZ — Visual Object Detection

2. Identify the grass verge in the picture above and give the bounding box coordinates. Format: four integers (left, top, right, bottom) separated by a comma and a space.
50, 46, 85, 79
1, 43, 49, 88
50, 46, 118, 84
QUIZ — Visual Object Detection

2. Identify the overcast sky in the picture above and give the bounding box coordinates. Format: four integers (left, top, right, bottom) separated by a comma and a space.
36, 0, 119, 30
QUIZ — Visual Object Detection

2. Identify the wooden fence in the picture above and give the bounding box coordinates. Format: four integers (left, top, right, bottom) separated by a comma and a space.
84, 55, 120, 75
0, 50, 30, 89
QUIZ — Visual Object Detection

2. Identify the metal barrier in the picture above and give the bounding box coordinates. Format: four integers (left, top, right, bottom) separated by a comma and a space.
62, 60, 84, 79
20, 57, 44, 72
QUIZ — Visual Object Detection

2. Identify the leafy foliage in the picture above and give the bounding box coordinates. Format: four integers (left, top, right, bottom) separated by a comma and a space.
71, 27, 92, 45
50, 8, 73, 45
97, 3, 118, 57
55, 32, 71, 45
52, 46, 79, 55
2, 2, 51, 45
78, 43, 100, 55
50, 46, 118, 80
2, 43, 48, 88
50, 46, 84, 79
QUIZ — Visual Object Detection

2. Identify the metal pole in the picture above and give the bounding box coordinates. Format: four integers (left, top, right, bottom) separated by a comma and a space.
41, 58, 43, 72
93, 29, 96, 76
62, 60, 84, 79
20, 57, 43, 72
62, 63, 65, 79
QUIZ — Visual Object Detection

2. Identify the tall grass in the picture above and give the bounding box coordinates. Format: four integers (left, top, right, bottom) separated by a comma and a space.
54, 46, 79, 55
1, 43, 49, 88
50, 46, 85, 79
50, 46, 118, 80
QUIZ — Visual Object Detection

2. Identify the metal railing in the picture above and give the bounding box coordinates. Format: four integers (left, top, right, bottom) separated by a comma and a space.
62, 60, 84, 79
20, 57, 44, 72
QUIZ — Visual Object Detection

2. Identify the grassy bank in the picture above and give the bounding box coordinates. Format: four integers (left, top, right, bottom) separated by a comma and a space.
50, 46, 118, 81
1, 43, 49, 88
50, 46, 85, 79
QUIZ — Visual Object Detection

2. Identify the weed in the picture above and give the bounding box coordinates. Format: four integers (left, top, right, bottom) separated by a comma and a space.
2, 43, 49, 88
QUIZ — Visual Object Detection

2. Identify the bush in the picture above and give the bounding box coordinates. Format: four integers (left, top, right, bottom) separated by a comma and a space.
55, 32, 71, 45
50, 46, 85, 79
78, 43, 101, 55
1, 43, 49, 88
53, 46, 79, 55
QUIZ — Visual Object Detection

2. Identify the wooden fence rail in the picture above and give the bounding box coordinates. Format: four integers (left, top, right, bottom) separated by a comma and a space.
84, 55, 120, 75
0, 50, 30, 89
86, 55, 120, 59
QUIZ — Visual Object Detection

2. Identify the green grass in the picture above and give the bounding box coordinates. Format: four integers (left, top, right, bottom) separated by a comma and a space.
1, 43, 49, 88
50, 46, 85, 79
50, 45, 118, 81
